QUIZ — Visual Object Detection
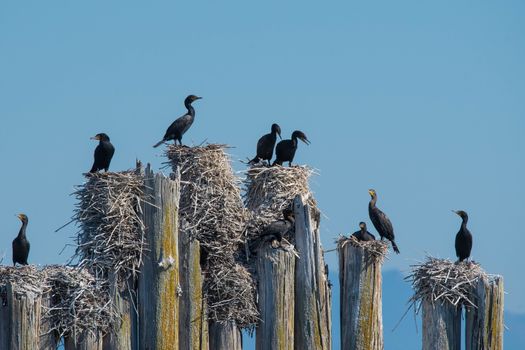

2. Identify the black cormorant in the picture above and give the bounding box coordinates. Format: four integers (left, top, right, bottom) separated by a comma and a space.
272, 130, 310, 166
153, 94, 202, 147
453, 210, 473, 262
89, 133, 115, 173
12, 214, 30, 266
352, 222, 376, 242
259, 208, 295, 243
249, 123, 281, 165
368, 189, 400, 254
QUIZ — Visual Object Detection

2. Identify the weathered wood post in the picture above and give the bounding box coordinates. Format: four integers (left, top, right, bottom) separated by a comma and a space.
465, 275, 504, 350
39, 292, 59, 350
422, 299, 461, 350
293, 195, 331, 350
64, 332, 104, 350
337, 236, 387, 350
209, 321, 242, 350
256, 243, 296, 350
179, 223, 208, 350
138, 167, 180, 350
0, 281, 43, 350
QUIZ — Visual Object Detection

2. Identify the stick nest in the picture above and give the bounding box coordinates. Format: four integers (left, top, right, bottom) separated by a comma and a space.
166, 144, 258, 328
73, 171, 146, 283
42, 265, 116, 339
336, 235, 389, 264
0, 265, 45, 300
407, 256, 486, 308
243, 165, 318, 241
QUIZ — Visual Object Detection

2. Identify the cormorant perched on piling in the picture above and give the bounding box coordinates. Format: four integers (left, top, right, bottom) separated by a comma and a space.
258, 208, 295, 243
12, 214, 30, 266
89, 133, 115, 173
453, 210, 473, 262
249, 123, 281, 165
352, 222, 376, 242
272, 130, 310, 166
153, 94, 202, 147
368, 189, 400, 254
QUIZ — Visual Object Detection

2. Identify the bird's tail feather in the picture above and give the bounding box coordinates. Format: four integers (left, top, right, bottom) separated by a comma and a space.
391, 240, 400, 254
153, 140, 165, 148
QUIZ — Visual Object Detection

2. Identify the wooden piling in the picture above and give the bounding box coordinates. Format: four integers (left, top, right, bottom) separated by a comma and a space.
0, 282, 43, 350
256, 243, 296, 350
422, 299, 461, 350
293, 195, 331, 350
338, 239, 385, 350
138, 167, 180, 350
209, 321, 242, 350
179, 226, 208, 350
465, 275, 504, 350
39, 292, 59, 350
64, 331, 103, 350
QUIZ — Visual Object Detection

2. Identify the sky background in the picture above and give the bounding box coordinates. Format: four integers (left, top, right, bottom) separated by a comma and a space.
1, 1, 524, 348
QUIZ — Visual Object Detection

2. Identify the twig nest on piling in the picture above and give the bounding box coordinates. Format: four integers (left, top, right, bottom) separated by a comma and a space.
73, 170, 146, 282
42, 265, 116, 339
408, 256, 486, 308
244, 165, 318, 240
336, 235, 389, 264
166, 144, 258, 328
0, 265, 45, 299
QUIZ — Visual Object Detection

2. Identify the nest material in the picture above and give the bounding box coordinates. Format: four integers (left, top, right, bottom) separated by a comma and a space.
166, 144, 258, 328
243, 165, 318, 240
42, 265, 115, 339
336, 235, 389, 264
73, 171, 146, 282
0, 265, 46, 300
407, 256, 486, 308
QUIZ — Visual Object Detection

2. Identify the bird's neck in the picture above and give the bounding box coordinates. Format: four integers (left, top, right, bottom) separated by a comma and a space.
185, 102, 195, 117
291, 136, 298, 147
361, 227, 367, 235
18, 221, 27, 239
461, 217, 468, 229
369, 196, 377, 208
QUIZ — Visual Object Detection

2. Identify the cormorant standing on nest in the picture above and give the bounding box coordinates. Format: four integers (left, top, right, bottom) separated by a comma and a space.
272, 130, 310, 166
153, 94, 202, 147
453, 210, 473, 262
368, 189, 400, 254
352, 222, 376, 242
249, 123, 281, 165
254, 208, 295, 246
12, 214, 30, 266
89, 133, 115, 173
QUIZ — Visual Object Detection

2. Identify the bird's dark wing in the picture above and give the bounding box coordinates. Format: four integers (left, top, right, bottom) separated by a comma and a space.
377, 209, 394, 238
262, 220, 290, 236
165, 113, 194, 138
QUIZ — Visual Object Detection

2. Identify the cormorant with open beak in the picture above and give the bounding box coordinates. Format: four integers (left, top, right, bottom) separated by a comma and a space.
89, 133, 115, 173
352, 222, 376, 242
368, 189, 400, 254
153, 94, 202, 147
12, 214, 30, 266
272, 130, 310, 166
249, 123, 281, 166
453, 210, 473, 262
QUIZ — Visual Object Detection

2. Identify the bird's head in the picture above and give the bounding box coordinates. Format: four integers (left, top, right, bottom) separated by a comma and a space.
282, 208, 295, 222
453, 210, 468, 220
185, 95, 202, 105
368, 189, 377, 199
90, 133, 110, 142
272, 123, 282, 139
359, 221, 366, 230
17, 214, 28, 223
292, 130, 310, 145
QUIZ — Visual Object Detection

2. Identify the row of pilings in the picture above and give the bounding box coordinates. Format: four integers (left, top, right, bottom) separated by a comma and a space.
0, 144, 504, 350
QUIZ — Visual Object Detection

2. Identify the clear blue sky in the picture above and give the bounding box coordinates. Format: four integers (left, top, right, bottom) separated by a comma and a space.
1, 1, 524, 348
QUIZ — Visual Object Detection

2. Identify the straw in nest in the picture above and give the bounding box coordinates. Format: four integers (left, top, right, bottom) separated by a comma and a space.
243, 165, 318, 240
336, 235, 389, 264
165, 144, 259, 327
73, 170, 146, 283
0, 265, 46, 300
407, 256, 485, 308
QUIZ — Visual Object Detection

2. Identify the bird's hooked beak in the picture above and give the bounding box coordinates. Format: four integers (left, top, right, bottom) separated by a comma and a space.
90, 135, 100, 141
278, 131, 282, 140
16, 214, 23, 221
301, 137, 310, 145
195, 96, 202, 100
451, 210, 460, 216
368, 190, 375, 197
